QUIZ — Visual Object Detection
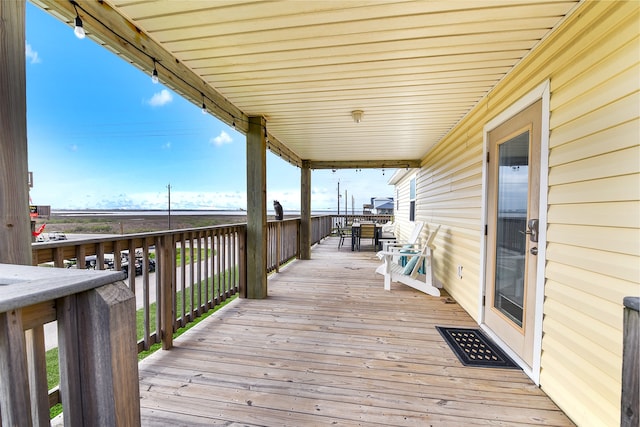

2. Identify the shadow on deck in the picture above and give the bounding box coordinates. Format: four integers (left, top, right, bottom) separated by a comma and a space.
138, 237, 573, 426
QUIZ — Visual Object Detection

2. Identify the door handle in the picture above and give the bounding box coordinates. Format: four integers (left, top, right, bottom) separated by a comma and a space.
519, 219, 539, 242
526, 219, 539, 242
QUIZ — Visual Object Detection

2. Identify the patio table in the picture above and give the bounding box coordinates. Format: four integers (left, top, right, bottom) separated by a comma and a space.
350, 223, 382, 251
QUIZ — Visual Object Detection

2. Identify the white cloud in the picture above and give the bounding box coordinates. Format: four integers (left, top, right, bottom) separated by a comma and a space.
162, 142, 171, 149
210, 130, 233, 146
25, 42, 41, 64
147, 89, 173, 107
117, 190, 247, 210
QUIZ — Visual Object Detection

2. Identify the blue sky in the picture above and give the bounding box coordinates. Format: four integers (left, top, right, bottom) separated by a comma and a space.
25, 3, 394, 212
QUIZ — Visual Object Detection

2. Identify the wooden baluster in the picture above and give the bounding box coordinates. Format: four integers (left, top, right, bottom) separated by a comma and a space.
160, 234, 174, 350
142, 238, 150, 350
203, 231, 210, 310
57, 295, 83, 425
25, 326, 49, 426
0, 309, 32, 426
196, 232, 202, 316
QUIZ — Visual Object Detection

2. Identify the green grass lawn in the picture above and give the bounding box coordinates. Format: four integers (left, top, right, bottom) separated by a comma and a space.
175, 247, 212, 265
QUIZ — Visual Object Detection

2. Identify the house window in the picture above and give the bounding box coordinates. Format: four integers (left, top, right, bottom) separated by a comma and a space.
409, 177, 416, 221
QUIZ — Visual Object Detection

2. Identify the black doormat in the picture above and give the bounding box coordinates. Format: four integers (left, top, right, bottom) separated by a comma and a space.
436, 326, 518, 368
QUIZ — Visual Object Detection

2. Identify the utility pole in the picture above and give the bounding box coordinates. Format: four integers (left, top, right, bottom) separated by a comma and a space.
337, 180, 340, 216
345, 189, 348, 224
167, 183, 171, 230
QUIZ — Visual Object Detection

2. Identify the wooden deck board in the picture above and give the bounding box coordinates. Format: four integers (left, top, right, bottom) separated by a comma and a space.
139, 238, 574, 426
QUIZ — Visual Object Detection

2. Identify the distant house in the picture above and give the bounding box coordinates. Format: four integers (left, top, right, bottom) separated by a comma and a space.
370, 197, 394, 215
371, 197, 393, 215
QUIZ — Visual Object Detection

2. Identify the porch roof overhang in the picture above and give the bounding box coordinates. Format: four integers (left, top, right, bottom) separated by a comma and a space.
31, 0, 580, 170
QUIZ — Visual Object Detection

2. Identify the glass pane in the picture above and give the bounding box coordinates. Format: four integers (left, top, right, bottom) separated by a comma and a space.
494, 131, 529, 327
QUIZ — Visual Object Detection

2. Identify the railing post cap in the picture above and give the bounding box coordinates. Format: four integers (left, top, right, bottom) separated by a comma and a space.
623, 296, 639, 312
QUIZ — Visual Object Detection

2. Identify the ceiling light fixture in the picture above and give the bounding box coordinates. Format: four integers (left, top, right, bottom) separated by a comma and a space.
351, 110, 364, 123
201, 93, 207, 114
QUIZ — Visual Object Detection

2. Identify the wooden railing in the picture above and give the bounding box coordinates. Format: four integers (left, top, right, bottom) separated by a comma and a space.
31, 224, 247, 353
17, 215, 334, 417
330, 214, 393, 230
267, 219, 299, 273
313, 215, 334, 244
0, 264, 140, 425
266, 215, 333, 273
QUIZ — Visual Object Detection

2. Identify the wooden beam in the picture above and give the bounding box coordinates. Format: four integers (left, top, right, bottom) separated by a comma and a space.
246, 116, 267, 299
300, 160, 311, 260
267, 133, 302, 167
0, 0, 31, 265
308, 159, 421, 170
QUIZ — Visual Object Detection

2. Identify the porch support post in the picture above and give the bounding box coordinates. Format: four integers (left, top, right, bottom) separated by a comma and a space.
245, 116, 267, 298
300, 160, 311, 260
0, 0, 31, 266
0, 4, 33, 423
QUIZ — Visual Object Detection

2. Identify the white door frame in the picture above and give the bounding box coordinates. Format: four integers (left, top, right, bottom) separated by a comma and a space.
478, 80, 550, 385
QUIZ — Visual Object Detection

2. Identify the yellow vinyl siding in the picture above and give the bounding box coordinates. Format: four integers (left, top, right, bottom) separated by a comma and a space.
549, 144, 639, 186
544, 312, 619, 382
548, 200, 640, 228
545, 262, 639, 311
403, 1, 640, 425
549, 119, 638, 169
546, 242, 638, 286
548, 174, 639, 204
547, 223, 639, 257
417, 135, 484, 319
540, 338, 619, 427
415, 113, 485, 316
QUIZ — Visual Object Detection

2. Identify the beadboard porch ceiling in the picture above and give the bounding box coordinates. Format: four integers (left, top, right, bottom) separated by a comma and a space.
32, 0, 580, 168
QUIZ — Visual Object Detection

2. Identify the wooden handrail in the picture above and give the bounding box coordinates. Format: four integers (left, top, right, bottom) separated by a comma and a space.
0, 264, 140, 426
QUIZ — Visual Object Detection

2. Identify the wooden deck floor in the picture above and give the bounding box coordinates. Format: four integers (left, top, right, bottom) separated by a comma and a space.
138, 238, 574, 426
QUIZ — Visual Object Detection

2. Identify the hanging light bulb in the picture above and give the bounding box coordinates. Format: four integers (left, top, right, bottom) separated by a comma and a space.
73, 14, 85, 39
201, 93, 207, 114
151, 60, 159, 84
